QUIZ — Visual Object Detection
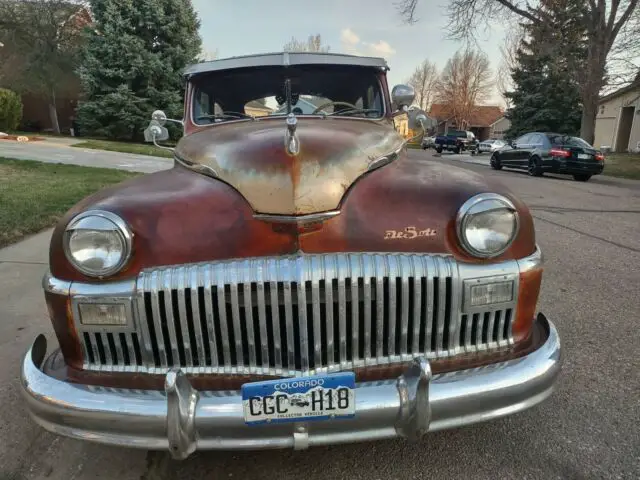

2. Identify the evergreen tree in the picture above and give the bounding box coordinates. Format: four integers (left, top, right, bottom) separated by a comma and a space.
77, 0, 201, 141
505, 0, 587, 139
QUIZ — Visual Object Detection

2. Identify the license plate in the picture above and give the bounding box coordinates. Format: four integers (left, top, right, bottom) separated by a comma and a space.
578, 153, 591, 160
241, 372, 356, 425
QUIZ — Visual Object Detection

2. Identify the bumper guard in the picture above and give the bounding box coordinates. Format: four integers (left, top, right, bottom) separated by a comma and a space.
21, 316, 561, 459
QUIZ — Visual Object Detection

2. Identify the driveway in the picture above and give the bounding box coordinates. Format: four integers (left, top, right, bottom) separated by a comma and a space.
0, 138, 172, 173
1, 149, 639, 479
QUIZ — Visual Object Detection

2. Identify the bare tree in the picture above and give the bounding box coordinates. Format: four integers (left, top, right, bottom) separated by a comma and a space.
198, 47, 219, 62
435, 48, 493, 129
0, 0, 88, 134
283, 34, 330, 53
496, 24, 525, 108
396, 0, 640, 144
406, 59, 438, 110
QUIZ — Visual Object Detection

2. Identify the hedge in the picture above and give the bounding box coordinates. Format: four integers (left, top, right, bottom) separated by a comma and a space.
0, 89, 23, 132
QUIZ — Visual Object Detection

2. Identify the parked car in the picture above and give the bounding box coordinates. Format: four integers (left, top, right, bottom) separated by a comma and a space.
477, 139, 506, 154
434, 129, 476, 154
21, 52, 561, 459
490, 132, 604, 181
421, 135, 435, 149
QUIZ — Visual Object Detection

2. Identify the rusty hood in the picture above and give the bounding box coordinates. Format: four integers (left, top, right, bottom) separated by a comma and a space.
175, 117, 404, 215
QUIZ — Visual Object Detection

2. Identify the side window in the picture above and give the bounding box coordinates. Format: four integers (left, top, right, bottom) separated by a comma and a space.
531, 134, 544, 146
516, 134, 530, 145
194, 90, 222, 124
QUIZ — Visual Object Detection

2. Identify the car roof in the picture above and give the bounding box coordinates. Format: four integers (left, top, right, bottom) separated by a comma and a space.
184, 52, 389, 77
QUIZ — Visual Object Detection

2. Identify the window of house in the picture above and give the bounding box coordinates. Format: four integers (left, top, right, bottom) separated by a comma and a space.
600, 105, 605, 115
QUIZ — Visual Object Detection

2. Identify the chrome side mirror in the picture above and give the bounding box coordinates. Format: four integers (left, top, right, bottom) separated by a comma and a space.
144, 119, 173, 153
391, 84, 416, 111
151, 109, 184, 127
144, 120, 169, 143
408, 108, 428, 130
152, 110, 168, 126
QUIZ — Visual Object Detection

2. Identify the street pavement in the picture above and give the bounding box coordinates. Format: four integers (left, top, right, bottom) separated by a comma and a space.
0, 138, 172, 173
0, 148, 639, 479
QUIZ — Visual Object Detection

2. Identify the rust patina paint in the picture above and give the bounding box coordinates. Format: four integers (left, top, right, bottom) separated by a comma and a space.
300, 151, 536, 262
45, 292, 83, 369
49, 156, 536, 282
175, 117, 404, 215
47, 108, 539, 380
49, 165, 299, 282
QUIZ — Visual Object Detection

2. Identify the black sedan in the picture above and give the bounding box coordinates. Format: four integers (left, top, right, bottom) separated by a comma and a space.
490, 132, 605, 181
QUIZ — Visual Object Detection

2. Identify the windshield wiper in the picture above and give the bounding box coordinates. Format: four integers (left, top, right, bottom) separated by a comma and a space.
195, 112, 254, 122
324, 108, 380, 117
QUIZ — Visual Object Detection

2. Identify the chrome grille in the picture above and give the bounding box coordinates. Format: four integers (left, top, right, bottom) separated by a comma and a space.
76, 253, 518, 375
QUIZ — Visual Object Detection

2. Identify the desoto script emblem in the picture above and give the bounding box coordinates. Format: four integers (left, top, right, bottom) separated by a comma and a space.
384, 226, 437, 240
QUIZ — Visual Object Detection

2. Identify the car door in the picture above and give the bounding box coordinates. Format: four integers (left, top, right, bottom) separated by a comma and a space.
513, 134, 536, 168
501, 134, 529, 166
529, 134, 548, 166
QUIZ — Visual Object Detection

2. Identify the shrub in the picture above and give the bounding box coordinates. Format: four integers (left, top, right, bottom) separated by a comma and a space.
0, 89, 23, 132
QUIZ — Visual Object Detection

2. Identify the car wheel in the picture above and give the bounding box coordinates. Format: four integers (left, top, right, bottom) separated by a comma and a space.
490, 154, 502, 170
573, 174, 592, 182
454, 146, 461, 154
528, 157, 543, 177
436, 146, 443, 154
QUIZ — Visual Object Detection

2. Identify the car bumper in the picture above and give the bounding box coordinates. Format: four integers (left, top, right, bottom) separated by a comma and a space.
547, 159, 604, 175
21, 315, 561, 459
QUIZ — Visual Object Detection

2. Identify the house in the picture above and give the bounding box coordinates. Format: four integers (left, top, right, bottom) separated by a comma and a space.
489, 116, 511, 140
594, 79, 640, 152
245, 100, 273, 117
428, 104, 504, 141
274, 96, 328, 115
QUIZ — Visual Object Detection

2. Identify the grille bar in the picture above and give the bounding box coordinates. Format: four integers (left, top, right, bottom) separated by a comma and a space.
78, 253, 519, 376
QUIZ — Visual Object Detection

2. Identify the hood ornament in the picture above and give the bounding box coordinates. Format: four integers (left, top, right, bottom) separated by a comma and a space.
285, 113, 300, 156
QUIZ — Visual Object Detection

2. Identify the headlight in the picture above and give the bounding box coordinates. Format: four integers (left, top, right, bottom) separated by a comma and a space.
456, 193, 519, 258
63, 210, 133, 277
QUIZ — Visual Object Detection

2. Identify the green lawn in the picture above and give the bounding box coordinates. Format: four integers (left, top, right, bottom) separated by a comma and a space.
0, 158, 139, 248
603, 153, 640, 180
72, 139, 175, 158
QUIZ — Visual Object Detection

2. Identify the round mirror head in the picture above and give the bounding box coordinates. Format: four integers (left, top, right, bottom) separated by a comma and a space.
151, 110, 167, 126
391, 84, 416, 110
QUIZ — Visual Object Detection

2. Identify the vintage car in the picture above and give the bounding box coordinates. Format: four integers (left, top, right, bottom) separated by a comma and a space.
21, 52, 561, 459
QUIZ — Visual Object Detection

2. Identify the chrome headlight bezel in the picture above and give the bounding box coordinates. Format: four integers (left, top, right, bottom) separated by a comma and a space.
63, 210, 133, 278
456, 193, 520, 258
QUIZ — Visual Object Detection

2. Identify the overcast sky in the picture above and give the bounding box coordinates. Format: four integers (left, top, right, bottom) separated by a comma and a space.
192, 0, 508, 105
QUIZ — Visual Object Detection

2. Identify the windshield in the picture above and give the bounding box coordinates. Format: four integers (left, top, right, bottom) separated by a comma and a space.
191, 65, 384, 125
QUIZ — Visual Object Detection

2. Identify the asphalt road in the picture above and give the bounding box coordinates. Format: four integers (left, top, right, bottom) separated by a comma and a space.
1, 148, 639, 480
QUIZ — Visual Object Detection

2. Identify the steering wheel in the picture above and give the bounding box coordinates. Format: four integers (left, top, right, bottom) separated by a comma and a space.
312, 101, 358, 115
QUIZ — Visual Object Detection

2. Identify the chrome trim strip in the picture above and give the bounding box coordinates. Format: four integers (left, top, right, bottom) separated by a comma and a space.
21, 316, 561, 457
387, 255, 397, 356
42, 273, 70, 296
135, 275, 155, 369
517, 246, 544, 272
350, 255, 360, 362
176, 267, 193, 368
253, 210, 341, 224
164, 270, 181, 367
297, 257, 310, 372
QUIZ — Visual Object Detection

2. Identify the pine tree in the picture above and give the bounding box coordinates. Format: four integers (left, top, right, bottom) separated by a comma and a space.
77, 0, 201, 141
505, 0, 587, 139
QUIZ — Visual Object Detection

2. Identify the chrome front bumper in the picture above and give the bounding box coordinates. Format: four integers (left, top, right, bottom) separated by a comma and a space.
21, 316, 561, 460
